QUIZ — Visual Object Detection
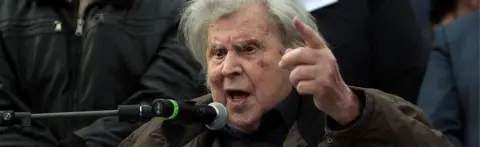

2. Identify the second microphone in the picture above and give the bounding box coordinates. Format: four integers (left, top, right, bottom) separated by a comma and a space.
151, 99, 228, 130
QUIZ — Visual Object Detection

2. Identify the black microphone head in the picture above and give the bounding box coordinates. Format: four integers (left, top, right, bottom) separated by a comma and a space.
205, 102, 228, 130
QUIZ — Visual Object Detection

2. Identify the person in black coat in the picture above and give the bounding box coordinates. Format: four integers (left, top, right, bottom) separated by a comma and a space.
0, 0, 207, 146
308, 0, 429, 103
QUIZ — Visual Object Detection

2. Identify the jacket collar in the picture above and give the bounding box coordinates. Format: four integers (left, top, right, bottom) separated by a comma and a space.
181, 122, 310, 147
276, 89, 301, 128
297, 94, 326, 145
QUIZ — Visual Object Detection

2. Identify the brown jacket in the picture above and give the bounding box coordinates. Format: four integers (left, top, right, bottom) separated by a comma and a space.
119, 87, 452, 147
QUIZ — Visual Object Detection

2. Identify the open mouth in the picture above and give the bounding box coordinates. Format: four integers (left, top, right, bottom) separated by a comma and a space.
226, 90, 250, 97
226, 89, 250, 104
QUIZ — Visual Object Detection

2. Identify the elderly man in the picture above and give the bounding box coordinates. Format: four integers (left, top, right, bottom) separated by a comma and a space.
119, 0, 452, 146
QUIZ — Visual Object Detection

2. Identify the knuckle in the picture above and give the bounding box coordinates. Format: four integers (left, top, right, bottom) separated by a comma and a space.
316, 79, 328, 90
322, 50, 337, 63
298, 82, 317, 95
328, 55, 337, 63
289, 71, 299, 85
309, 67, 320, 78
293, 48, 306, 58
313, 78, 322, 85
296, 83, 307, 94
290, 68, 297, 78
294, 47, 305, 50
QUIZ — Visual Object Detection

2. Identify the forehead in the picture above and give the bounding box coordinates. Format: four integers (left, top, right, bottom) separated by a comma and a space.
207, 4, 275, 44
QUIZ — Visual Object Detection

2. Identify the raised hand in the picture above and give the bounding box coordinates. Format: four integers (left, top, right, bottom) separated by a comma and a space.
279, 17, 360, 125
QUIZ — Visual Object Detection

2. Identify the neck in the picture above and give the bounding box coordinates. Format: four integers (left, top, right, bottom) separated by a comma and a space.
232, 122, 260, 134
456, 1, 474, 17
441, 1, 473, 25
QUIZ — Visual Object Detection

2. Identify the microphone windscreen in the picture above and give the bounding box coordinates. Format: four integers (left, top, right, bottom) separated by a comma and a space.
206, 102, 228, 130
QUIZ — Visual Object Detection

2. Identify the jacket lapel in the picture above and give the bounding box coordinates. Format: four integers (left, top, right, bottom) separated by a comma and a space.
283, 122, 308, 147
295, 95, 326, 146
183, 131, 211, 147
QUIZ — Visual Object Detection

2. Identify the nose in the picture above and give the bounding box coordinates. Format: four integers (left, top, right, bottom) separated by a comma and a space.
221, 52, 242, 78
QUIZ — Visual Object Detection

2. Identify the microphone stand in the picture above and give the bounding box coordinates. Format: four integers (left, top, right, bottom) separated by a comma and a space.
0, 105, 152, 127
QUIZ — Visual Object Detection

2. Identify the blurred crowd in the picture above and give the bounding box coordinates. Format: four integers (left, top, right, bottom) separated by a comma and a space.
0, 0, 478, 147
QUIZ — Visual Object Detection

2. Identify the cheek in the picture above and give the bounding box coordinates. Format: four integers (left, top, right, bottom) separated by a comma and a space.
257, 59, 268, 69
207, 67, 227, 104
211, 89, 226, 104
207, 63, 223, 85
247, 58, 288, 105
246, 53, 286, 85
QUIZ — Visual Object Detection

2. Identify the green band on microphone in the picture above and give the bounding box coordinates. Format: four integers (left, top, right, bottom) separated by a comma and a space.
167, 99, 179, 119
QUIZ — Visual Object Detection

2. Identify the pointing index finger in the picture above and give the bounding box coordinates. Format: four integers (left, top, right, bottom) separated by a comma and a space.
293, 17, 326, 49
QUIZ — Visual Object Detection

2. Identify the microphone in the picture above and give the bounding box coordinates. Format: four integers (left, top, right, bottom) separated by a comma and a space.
0, 99, 228, 130
151, 99, 228, 130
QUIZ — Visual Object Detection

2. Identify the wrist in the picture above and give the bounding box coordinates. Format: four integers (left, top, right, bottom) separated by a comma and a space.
331, 88, 361, 125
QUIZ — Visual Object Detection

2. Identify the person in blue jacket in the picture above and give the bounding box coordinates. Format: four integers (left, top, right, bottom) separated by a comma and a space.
418, 10, 479, 147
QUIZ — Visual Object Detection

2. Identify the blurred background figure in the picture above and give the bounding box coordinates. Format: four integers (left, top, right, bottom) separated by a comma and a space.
304, 0, 430, 104
411, 0, 434, 42
418, 0, 479, 146
411, 0, 431, 26
0, 0, 207, 147
430, 0, 479, 28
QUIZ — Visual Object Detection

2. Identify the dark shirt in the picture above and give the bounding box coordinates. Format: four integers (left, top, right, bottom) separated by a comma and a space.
212, 90, 301, 147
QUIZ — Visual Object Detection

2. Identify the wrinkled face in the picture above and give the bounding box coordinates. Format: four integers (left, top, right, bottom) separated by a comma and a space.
206, 4, 292, 132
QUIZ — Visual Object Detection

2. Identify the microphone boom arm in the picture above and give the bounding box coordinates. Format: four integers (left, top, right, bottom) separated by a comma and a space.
0, 105, 152, 127
32, 110, 118, 119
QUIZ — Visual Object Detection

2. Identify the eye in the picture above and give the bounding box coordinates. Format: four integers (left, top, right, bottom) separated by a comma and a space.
243, 45, 257, 54
211, 48, 227, 59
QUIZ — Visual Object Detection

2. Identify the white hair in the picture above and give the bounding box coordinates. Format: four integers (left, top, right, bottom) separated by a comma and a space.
180, 0, 319, 72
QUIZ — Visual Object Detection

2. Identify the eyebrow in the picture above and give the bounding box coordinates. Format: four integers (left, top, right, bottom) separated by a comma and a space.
233, 39, 262, 48
207, 44, 219, 50
240, 39, 261, 45
208, 38, 262, 49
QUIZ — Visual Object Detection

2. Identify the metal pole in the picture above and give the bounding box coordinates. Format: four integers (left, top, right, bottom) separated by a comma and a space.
31, 110, 118, 119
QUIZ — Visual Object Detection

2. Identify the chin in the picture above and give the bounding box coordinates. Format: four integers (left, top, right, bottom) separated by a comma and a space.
227, 106, 263, 133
